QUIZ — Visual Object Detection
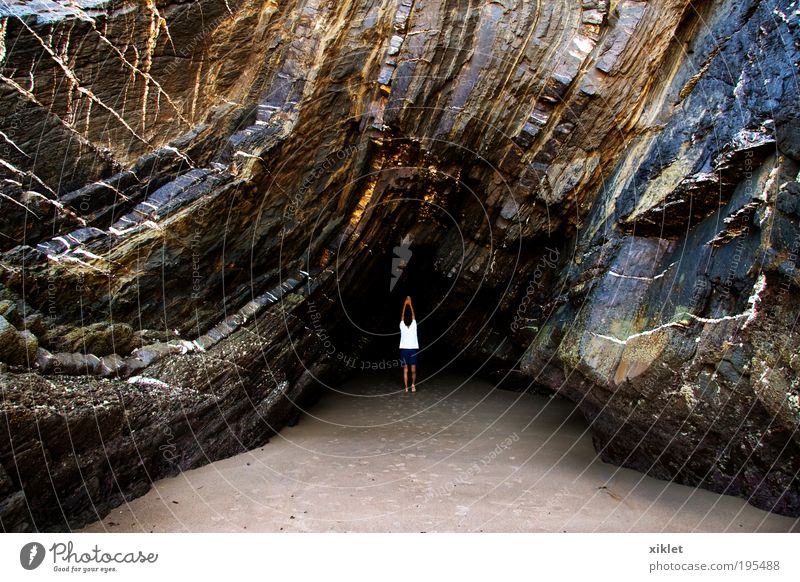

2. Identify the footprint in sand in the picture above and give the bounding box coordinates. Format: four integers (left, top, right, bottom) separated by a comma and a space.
598, 485, 622, 501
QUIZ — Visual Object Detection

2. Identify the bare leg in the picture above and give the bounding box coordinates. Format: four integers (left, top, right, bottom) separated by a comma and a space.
411, 364, 416, 391
403, 365, 408, 391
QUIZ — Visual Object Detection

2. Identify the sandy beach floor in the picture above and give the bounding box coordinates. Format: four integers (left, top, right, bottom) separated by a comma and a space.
81, 372, 799, 533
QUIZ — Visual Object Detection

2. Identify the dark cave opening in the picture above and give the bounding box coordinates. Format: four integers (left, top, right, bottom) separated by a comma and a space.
293, 144, 576, 397
331, 242, 461, 370
317, 234, 543, 393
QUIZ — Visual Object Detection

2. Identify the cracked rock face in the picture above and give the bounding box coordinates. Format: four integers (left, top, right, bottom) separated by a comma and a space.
1, 0, 799, 530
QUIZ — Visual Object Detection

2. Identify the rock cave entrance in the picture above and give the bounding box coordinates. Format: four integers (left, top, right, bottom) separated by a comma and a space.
288, 133, 575, 399
311, 222, 555, 396
319, 241, 464, 377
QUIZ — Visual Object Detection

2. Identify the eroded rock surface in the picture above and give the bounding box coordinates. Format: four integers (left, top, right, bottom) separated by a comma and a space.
1, 0, 798, 530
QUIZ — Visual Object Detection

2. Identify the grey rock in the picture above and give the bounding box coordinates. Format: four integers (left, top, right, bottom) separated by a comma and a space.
777, 181, 800, 217
99, 354, 126, 378
775, 87, 800, 160
39, 352, 98, 376
123, 357, 148, 375
129, 343, 178, 367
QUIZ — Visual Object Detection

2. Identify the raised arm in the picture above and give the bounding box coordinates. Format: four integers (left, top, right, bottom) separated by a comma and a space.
401, 296, 410, 321
406, 296, 416, 320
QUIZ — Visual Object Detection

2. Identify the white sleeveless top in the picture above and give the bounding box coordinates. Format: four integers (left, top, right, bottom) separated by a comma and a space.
399, 320, 418, 349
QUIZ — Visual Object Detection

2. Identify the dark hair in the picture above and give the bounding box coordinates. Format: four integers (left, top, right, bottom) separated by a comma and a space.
403, 312, 413, 326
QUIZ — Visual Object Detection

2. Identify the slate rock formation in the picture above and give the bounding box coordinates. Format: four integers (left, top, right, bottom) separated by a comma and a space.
0, 0, 798, 530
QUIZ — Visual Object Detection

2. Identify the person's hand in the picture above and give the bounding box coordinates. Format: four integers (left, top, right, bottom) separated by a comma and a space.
405, 296, 412, 303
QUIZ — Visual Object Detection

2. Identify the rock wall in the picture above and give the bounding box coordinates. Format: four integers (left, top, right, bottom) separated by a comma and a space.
1, 0, 798, 530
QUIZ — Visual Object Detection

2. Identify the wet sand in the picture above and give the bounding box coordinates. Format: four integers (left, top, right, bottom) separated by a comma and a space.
81, 373, 799, 533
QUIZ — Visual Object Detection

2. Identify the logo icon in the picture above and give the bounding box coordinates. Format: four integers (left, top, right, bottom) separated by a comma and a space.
390, 235, 413, 292
20, 542, 46, 570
